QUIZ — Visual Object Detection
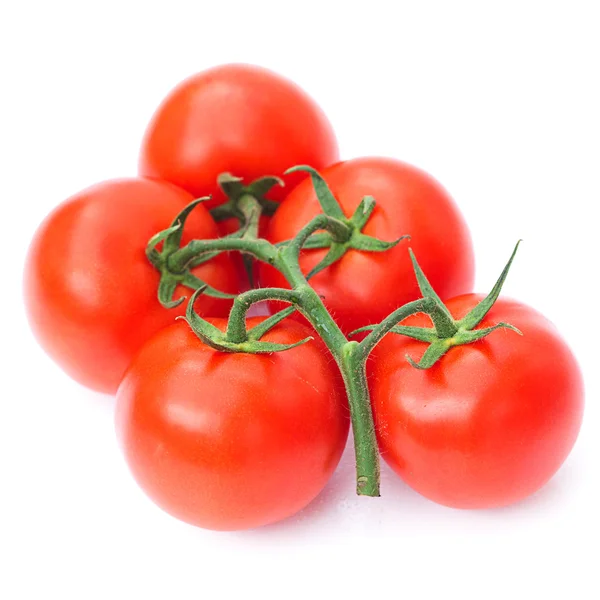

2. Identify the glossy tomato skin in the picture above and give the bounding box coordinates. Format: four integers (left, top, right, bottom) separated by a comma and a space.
369, 295, 584, 509
139, 64, 339, 210
115, 318, 349, 531
260, 157, 474, 333
24, 178, 239, 394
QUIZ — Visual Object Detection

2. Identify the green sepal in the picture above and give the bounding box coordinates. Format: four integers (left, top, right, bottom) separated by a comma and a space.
232, 337, 313, 354
165, 199, 206, 256
455, 322, 523, 342
306, 232, 408, 280
457, 240, 522, 330
405, 321, 522, 370
285, 165, 345, 220
246, 306, 297, 340
216, 173, 244, 201
146, 223, 181, 268
157, 278, 183, 309
408, 248, 455, 325
246, 176, 284, 209
350, 196, 376, 229
353, 233, 407, 252
183, 289, 312, 354
293, 232, 332, 250
357, 243, 523, 369
350, 324, 437, 343
209, 173, 283, 223
145, 198, 237, 308
306, 243, 348, 279
181, 272, 236, 299
181, 287, 226, 348
146, 199, 208, 269
405, 340, 450, 370
276, 231, 338, 250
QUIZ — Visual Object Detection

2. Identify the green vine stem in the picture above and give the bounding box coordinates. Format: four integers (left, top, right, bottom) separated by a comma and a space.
148, 171, 521, 498
158, 187, 424, 496
340, 342, 380, 495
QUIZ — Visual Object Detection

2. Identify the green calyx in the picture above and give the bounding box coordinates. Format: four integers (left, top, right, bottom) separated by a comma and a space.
146, 199, 237, 308
284, 166, 408, 279
181, 286, 312, 353
353, 241, 523, 368
209, 173, 283, 224
210, 172, 284, 285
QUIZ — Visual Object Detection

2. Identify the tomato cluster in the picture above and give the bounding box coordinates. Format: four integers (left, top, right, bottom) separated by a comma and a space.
24, 64, 584, 531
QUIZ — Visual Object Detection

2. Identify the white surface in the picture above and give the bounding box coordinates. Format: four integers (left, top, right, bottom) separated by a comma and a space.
2, 1, 599, 599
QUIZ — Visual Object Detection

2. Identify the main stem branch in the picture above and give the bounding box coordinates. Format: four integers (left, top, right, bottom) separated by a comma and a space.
169, 197, 431, 496
341, 342, 380, 496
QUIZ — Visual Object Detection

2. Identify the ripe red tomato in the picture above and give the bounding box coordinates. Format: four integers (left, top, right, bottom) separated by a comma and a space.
24, 178, 239, 394
115, 317, 349, 531
261, 157, 474, 333
368, 295, 584, 508
138, 64, 339, 210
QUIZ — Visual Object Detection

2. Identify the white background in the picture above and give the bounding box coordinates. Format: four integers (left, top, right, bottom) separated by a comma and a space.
2, 1, 599, 598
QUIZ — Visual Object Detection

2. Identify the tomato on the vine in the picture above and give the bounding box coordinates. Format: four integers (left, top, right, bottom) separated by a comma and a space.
115, 317, 348, 531
260, 157, 474, 333
368, 295, 584, 508
24, 178, 239, 394
138, 63, 339, 211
